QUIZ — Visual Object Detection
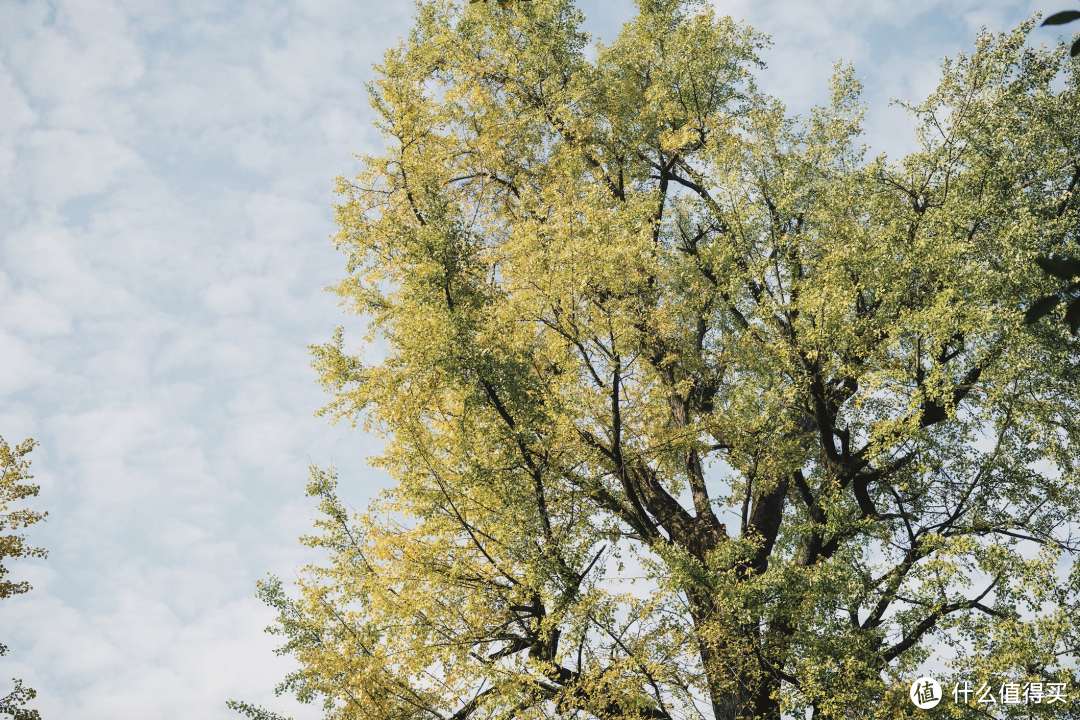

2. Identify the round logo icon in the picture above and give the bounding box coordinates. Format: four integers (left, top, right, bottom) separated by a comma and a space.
910, 677, 942, 709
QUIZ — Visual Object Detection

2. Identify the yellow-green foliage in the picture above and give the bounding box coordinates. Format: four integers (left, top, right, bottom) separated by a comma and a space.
0, 437, 45, 606
0, 436, 44, 720
246, 2, 1080, 719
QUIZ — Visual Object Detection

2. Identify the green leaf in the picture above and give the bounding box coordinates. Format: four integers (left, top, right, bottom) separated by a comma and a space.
1023, 295, 1061, 325
1042, 10, 1080, 25
226, 700, 294, 720
1066, 297, 1080, 335
1034, 255, 1080, 279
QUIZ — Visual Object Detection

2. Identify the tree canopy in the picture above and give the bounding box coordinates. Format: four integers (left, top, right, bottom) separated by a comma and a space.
240, 2, 1080, 718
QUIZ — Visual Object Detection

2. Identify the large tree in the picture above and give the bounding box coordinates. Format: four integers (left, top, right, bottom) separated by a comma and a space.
238, 2, 1080, 718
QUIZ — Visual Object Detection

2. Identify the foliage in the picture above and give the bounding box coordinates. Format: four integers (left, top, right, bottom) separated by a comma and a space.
225, 699, 294, 720
0, 679, 39, 720
0, 437, 45, 720
469, 0, 531, 10
1023, 8, 1080, 333
244, 2, 1080, 718
1021, 255, 1080, 332
0, 438, 45, 605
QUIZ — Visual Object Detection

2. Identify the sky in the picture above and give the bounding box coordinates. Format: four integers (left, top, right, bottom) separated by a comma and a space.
0, 0, 1060, 717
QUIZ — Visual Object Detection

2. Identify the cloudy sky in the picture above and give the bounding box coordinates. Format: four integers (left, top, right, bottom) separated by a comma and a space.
0, 0, 1056, 717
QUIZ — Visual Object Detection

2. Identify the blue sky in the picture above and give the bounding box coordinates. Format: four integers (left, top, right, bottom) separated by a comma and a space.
0, 0, 1059, 717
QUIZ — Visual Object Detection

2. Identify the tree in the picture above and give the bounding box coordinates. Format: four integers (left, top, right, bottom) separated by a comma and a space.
239, 2, 1080, 718
1021, 255, 1080, 332
0, 437, 45, 720
1021, 9, 1080, 332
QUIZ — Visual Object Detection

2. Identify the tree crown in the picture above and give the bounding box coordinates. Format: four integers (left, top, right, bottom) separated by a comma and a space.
244, 3, 1080, 719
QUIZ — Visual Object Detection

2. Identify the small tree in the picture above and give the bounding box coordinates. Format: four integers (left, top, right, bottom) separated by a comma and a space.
0, 437, 45, 720
240, 2, 1080, 718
